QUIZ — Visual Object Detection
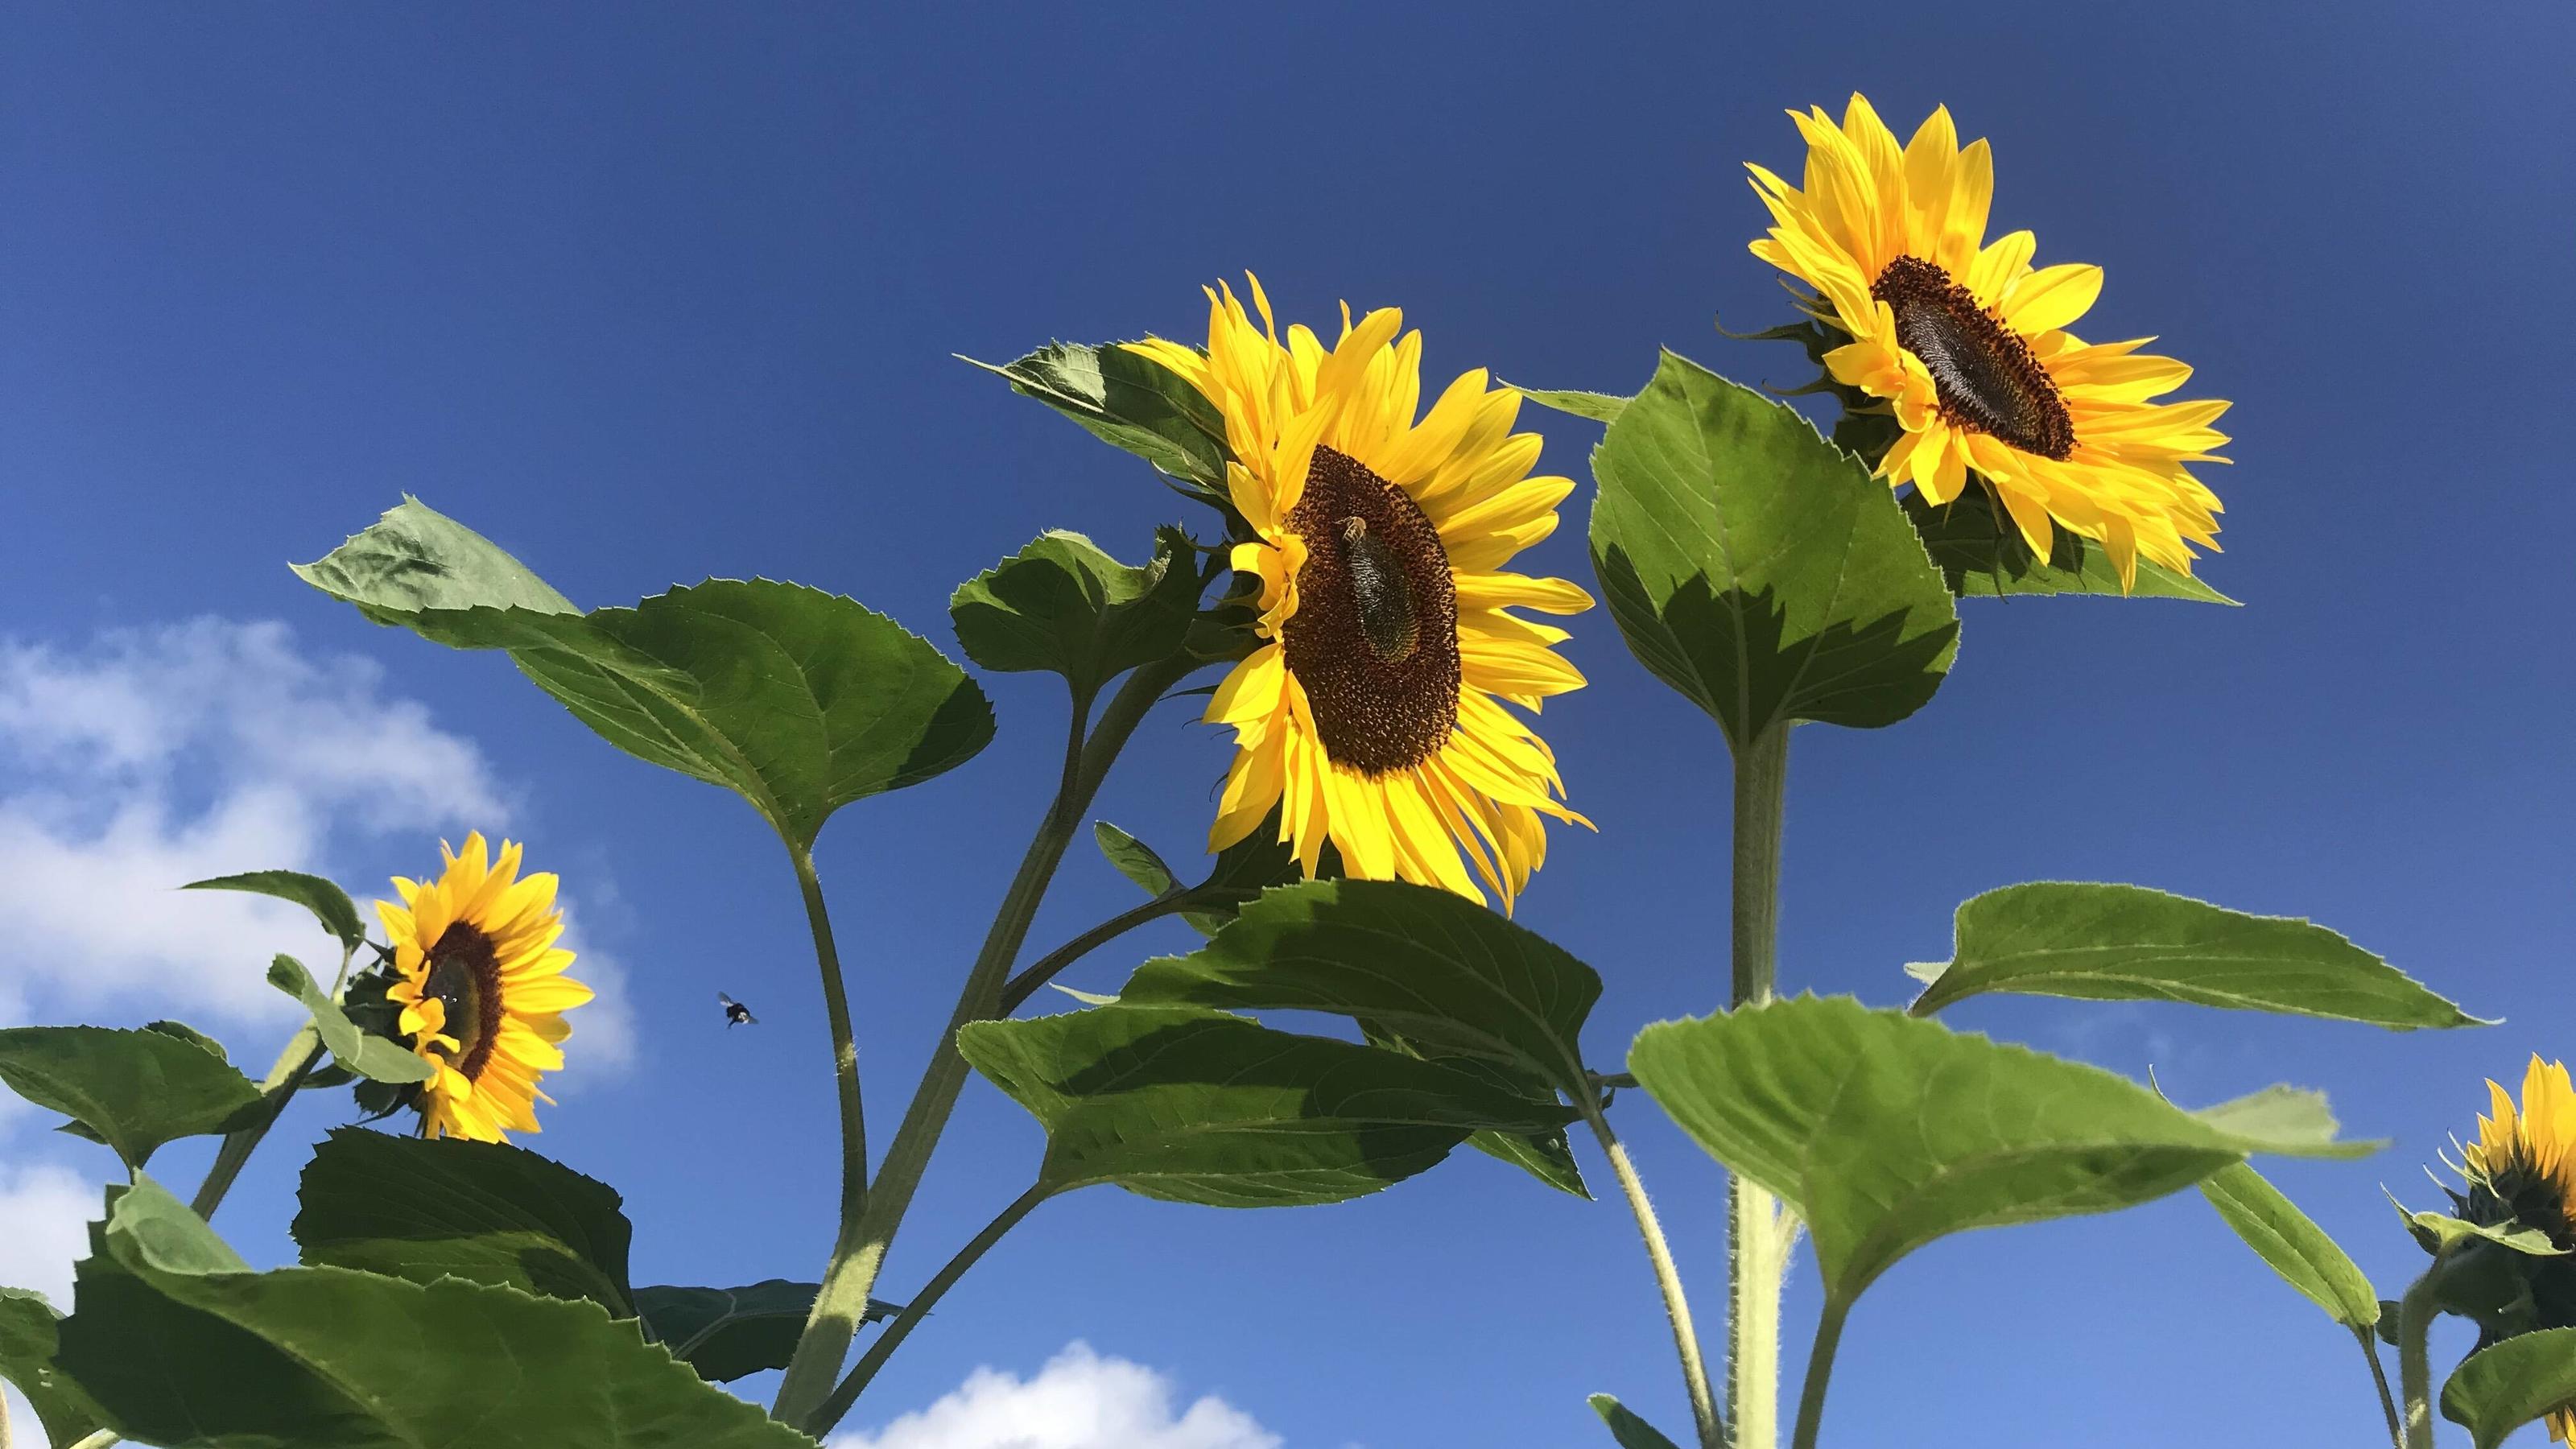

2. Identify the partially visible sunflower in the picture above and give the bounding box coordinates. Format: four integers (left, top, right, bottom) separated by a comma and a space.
2454, 1055, 2576, 1438
1125, 276, 1592, 909
1746, 94, 2231, 588
376, 832, 590, 1141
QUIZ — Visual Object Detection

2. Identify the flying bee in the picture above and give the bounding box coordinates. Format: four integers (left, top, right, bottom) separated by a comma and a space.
718, 992, 758, 1027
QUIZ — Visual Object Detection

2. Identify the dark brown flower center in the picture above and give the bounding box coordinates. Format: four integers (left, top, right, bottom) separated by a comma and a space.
1870, 254, 2075, 460
1281, 445, 1459, 776
423, 920, 505, 1080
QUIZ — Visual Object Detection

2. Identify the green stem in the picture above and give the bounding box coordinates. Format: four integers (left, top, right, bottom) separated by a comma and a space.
812, 1185, 1050, 1428
793, 844, 869, 1242
1728, 723, 1792, 1449
188, 1024, 324, 1221
1580, 1096, 1724, 1449
772, 658, 1189, 1433
2359, 1327, 2403, 1449
998, 890, 1190, 1013
1787, 1298, 1849, 1449
2397, 1257, 2449, 1449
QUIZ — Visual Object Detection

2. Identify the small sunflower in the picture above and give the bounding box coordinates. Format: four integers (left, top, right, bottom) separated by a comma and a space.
2457, 1055, 2576, 1437
1125, 276, 1592, 909
376, 832, 591, 1141
1746, 94, 2231, 588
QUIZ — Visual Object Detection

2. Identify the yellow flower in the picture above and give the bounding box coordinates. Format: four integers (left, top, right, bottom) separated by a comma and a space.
2462, 1055, 2576, 1440
377, 832, 591, 1141
1126, 276, 1592, 910
1747, 94, 2231, 588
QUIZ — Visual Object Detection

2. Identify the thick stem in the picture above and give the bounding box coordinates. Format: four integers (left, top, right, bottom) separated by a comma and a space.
1581, 1097, 1724, 1449
2359, 1327, 2403, 1449
1786, 1299, 1849, 1449
998, 890, 1190, 1013
1727, 723, 1792, 1449
772, 660, 1187, 1432
2396, 1260, 2447, 1449
812, 1186, 1050, 1427
189, 1025, 324, 1221
794, 844, 868, 1242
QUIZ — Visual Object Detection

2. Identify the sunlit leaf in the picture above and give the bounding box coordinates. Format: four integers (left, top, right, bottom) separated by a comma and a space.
293, 1129, 635, 1315
1095, 820, 1183, 897
1905, 882, 2484, 1029
0, 1289, 107, 1448
1120, 878, 1600, 1101
56, 1177, 814, 1448
950, 528, 1204, 699
966, 342, 1231, 497
2443, 1328, 2576, 1449
634, 1282, 900, 1384
1513, 386, 1629, 424
1587, 351, 1957, 744
1901, 489, 2235, 605
184, 870, 368, 953
0, 1026, 262, 1170
2198, 1162, 2380, 1329
1629, 996, 2369, 1311
266, 956, 434, 1085
297, 499, 994, 851
1359, 1022, 1589, 1200
958, 1005, 1570, 1207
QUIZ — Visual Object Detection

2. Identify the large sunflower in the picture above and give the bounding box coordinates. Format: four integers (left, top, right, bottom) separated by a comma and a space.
376, 832, 591, 1141
1746, 94, 2231, 588
2457, 1055, 2576, 1437
1126, 277, 1591, 909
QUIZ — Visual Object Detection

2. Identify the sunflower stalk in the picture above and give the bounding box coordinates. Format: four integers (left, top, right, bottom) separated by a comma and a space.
2395, 1253, 2455, 1449
188, 938, 355, 1220
1727, 723, 1793, 1449
814, 1183, 1050, 1424
1581, 1094, 1724, 1449
771, 654, 1195, 1433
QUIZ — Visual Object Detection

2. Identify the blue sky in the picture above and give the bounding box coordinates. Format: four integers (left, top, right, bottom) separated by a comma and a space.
3, 3, 2572, 1446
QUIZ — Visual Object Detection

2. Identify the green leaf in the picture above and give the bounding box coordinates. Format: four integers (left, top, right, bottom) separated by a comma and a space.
292, 1128, 635, 1315
266, 956, 435, 1084
1121, 879, 1600, 1101
1901, 489, 2236, 604
1357, 1022, 1589, 1199
183, 869, 369, 953
1513, 386, 1629, 424
966, 342, 1231, 497
957, 1005, 1571, 1207
1095, 820, 1183, 897
1629, 996, 2369, 1311
56, 1176, 814, 1449
2443, 1328, 2576, 1449
634, 1282, 900, 1384
142, 1019, 232, 1063
1905, 882, 2485, 1029
2198, 1162, 2380, 1329
950, 528, 1204, 698
1587, 1392, 1685, 1449
1587, 351, 1958, 745
2397, 1204, 2567, 1257
0, 1025, 262, 1170
0, 1289, 108, 1448
297, 499, 994, 852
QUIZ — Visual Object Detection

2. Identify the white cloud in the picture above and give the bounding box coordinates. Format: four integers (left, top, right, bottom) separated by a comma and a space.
832, 1343, 1282, 1449
0, 1161, 100, 1305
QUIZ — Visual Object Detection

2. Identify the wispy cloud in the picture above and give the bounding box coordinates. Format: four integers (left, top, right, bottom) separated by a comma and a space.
831, 1342, 1282, 1449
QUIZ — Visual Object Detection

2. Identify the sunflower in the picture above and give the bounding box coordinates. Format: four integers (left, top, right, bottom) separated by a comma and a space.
2457, 1055, 2576, 1436
375, 832, 591, 1141
1746, 94, 2231, 588
1125, 276, 1591, 909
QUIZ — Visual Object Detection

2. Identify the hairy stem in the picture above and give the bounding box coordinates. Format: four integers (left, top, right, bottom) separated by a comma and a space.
998, 890, 1191, 1013
1582, 1096, 1724, 1449
2396, 1258, 2448, 1449
813, 1185, 1050, 1427
1728, 723, 1791, 1449
773, 659, 1189, 1432
2359, 1326, 2403, 1449
794, 844, 869, 1245
1786, 1298, 1849, 1449
189, 1023, 324, 1221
